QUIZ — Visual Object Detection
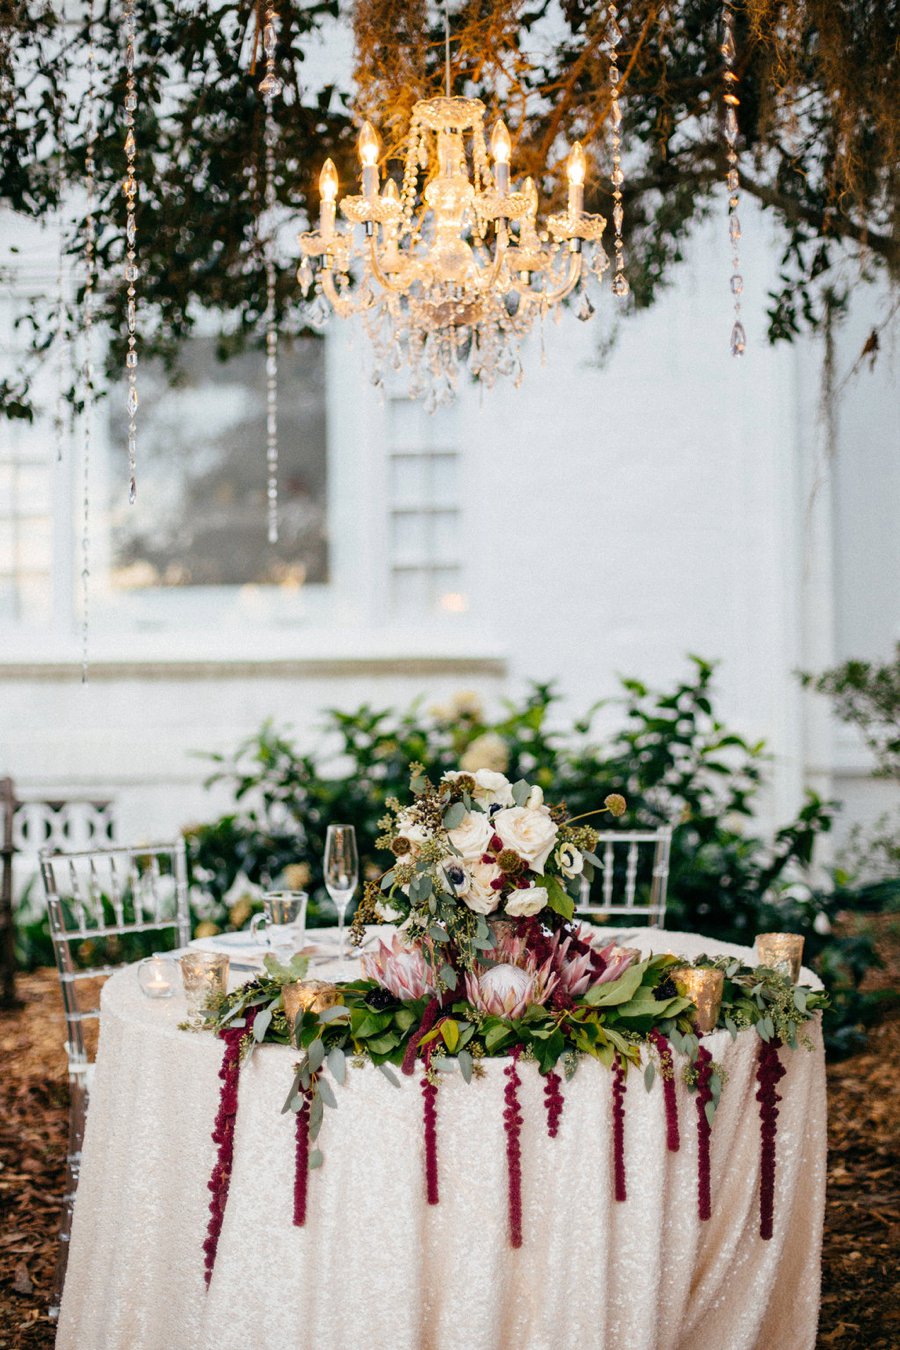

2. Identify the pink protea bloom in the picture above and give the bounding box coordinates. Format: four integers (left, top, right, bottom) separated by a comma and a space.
465, 961, 558, 1020
547, 932, 596, 998
362, 935, 437, 1002
593, 942, 639, 985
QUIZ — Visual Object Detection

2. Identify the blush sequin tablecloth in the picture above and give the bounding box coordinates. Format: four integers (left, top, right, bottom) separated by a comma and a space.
56, 929, 826, 1350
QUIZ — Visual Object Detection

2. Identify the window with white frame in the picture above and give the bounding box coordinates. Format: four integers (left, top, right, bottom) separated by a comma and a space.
385, 396, 466, 615
0, 413, 56, 629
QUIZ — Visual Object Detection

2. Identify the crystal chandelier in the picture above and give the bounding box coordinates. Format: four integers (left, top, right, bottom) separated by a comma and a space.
298, 84, 608, 408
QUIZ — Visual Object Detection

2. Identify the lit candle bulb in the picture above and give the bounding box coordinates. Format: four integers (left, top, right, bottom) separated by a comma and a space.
358, 121, 380, 200
567, 141, 586, 217
490, 119, 512, 195
319, 158, 338, 240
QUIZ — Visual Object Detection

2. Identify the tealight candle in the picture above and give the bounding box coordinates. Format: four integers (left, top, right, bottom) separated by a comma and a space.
755, 933, 804, 983
671, 966, 725, 1035
138, 954, 177, 999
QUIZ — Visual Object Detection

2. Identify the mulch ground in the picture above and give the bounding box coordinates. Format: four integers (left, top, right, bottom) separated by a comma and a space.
1, 929, 898, 1350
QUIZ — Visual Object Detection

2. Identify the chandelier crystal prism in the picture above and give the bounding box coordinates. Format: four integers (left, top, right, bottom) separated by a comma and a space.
298, 94, 608, 408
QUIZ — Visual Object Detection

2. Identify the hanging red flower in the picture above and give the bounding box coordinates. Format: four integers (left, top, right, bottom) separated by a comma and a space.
756, 1037, 787, 1240
611, 1057, 627, 1202
503, 1046, 524, 1247
203, 1009, 257, 1286
649, 1028, 680, 1152
292, 1092, 311, 1226
401, 995, 441, 1075
543, 1070, 564, 1138
421, 1047, 440, 1205
694, 1045, 714, 1221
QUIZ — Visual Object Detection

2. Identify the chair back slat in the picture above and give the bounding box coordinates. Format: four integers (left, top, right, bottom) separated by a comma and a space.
40, 841, 191, 1072
578, 826, 673, 928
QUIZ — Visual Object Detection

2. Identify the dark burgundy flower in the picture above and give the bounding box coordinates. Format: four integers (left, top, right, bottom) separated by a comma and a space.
654, 976, 678, 1001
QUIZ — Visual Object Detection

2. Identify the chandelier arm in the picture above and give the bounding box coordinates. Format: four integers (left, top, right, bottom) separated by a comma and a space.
473, 225, 509, 294
366, 234, 413, 295
320, 268, 361, 317
539, 250, 583, 304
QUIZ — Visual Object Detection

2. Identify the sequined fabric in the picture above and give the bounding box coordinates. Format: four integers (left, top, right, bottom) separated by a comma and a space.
57, 930, 826, 1350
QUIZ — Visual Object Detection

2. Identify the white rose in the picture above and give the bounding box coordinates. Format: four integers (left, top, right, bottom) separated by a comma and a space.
555, 842, 584, 879
493, 805, 559, 874
395, 812, 431, 857
461, 861, 503, 914
447, 810, 495, 861
472, 769, 515, 807
505, 885, 549, 918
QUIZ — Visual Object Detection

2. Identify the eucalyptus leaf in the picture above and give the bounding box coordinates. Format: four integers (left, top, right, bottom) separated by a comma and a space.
317, 1076, 338, 1109
308, 1149, 324, 1170
705, 1099, 717, 1128
457, 1049, 473, 1084
253, 1007, 273, 1042
644, 1058, 656, 1092
443, 802, 466, 829
326, 1047, 346, 1085
318, 1004, 350, 1024
439, 964, 458, 991
512, 779, 531, 806
281, 1068, 304, 1115
309, 1093, 324, 1140
378, 1062, 401, 1088
308, 1037, 325, 1072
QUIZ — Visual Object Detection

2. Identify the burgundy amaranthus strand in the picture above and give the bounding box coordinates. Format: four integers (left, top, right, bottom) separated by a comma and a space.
543, 1071, 564, 1138
695, 1045, 714, 1222
503, 1046, 524, 1248
611, 1058, 627, 1202
292, 1092, 310, 1226
756, 1038, 787, 1240
421, 1048, 440, 1205
203, 1010, 256, 1286
649, 1029, 680, 1152
401, 996, 441, 1075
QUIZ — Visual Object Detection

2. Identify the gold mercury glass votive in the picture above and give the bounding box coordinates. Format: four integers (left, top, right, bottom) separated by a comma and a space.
179, 951, 230, 1023
283, 980, 341, 1044
671, 966, 725, 1035
755, 932, 804, 983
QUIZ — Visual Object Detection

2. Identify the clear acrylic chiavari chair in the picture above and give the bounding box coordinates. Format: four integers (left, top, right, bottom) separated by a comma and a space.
577, 826, 673, 929
39, 841, 190, 1316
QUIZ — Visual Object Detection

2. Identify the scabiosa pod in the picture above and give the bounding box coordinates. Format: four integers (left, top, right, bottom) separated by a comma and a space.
503, 1045, 524, 1247
695, 1045, 714, 1221
203, 1009, 256, 1286
756, 1037, 787, 1240
649, 1028, 680, 1152
611, 1056, 627, 1202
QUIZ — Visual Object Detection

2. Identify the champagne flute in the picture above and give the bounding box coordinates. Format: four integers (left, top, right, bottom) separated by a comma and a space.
324, 824, 358, 961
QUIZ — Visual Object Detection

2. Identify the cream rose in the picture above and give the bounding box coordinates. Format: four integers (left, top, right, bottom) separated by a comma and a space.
447, 810, 495, 861
492, 805, 559, 874
505, 885, 549, 918
461, 861, 503, 914
395, 812, 430, 857
444, 767, 514, 808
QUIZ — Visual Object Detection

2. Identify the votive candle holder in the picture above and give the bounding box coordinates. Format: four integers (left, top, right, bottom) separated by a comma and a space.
671, 966, 725, 1035
179, 951, 230, 1023
137, 954, 177, 999
283, 980, 341, 1044
755, 932, 804, 983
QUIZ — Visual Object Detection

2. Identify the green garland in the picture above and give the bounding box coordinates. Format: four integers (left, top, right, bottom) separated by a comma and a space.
203, 949, 828, 1150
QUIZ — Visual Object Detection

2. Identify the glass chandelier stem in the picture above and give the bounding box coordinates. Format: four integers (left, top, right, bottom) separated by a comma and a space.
722, 3, 745, 355
607, 5, 629, 297
123, 0, 139, 501
81, 0, 97, 684
260, 7, 281, 545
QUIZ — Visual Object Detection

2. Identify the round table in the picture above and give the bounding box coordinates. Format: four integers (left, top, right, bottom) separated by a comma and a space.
57, 929, 826, 1350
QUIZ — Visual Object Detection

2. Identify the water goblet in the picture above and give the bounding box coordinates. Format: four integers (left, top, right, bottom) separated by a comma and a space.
324, 824, 358, 962
250, 890, 309, 955
179, 951, 229, 1025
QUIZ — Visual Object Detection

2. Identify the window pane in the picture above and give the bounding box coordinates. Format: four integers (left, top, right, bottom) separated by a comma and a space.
107, 336, 328, 588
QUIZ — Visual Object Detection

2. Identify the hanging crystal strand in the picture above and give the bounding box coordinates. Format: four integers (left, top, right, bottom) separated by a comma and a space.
607, 5, 628, 298
722, 3, 745, 356
54, 141, 68, 464
123, 0, 139, 500
81, 0, 98, 683
259, 8, 282, 545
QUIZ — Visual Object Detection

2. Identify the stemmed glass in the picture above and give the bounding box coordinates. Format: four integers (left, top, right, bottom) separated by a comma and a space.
324, 824, 358, 961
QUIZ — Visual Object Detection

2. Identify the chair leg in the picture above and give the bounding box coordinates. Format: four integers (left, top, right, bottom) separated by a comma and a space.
49, 1080, 87, 1320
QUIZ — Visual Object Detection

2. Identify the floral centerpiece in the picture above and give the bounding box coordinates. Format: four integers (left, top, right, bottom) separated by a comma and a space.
350, 763, 627, 982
